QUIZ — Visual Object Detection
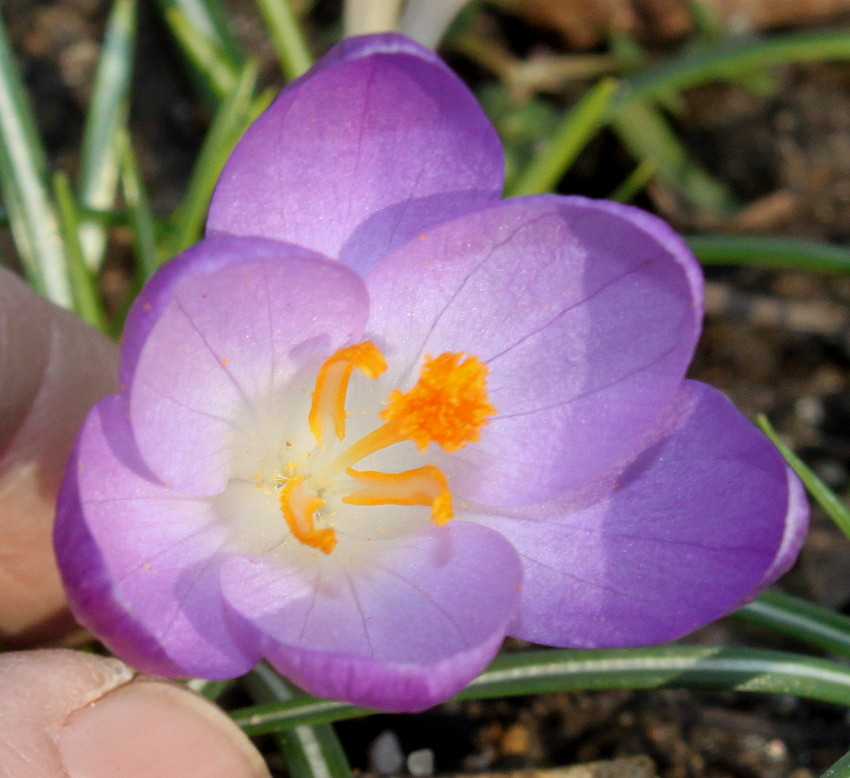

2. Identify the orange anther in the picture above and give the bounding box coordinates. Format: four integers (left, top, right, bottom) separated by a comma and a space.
381, 353, 495, 452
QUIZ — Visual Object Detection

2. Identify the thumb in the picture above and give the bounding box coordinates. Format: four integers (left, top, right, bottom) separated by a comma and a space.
0, 649, 269, 777
0, 268, 118, 646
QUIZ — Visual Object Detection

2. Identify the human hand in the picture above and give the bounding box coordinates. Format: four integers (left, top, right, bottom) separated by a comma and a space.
0, 649, 268, 777
0, 268, 268, 777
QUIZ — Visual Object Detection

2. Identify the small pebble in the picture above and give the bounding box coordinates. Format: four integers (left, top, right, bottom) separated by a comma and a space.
795, 395, 824, 426
407, 748, 435, 777
368, 730, 404, 776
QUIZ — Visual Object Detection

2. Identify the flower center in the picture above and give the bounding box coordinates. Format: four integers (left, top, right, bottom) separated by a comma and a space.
276, 341, 495, 554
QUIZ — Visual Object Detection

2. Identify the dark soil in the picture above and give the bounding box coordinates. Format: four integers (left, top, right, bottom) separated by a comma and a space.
3, 2, 850, 777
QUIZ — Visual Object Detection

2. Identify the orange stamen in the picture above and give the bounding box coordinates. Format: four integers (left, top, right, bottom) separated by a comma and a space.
343, 465, 453, 525
308, 341, 386, 447
315, 352, 496, 482
278, 477, 336, 554
281, 347, 492, 553
381, 352, 496, 452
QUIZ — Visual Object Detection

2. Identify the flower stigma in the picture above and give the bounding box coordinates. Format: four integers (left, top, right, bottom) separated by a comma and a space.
274, 342, 496, 554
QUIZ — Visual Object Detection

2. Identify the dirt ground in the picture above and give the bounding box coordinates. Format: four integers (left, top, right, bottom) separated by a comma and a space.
4, 1, 850, 776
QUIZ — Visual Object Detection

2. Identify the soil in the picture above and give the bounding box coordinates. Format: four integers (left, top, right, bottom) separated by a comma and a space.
3, 2, 850, 777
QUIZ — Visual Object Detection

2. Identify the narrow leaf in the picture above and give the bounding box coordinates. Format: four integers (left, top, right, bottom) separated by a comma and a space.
255, 0, 313, 81
615, 29, 850, 112
159, 0, 244, 63
688, 234, 850, 275
610, 99, 738, 216
609, 159, 656, 202
757, 415, 850, 540
52, 173, 107, 330
77, 0, 136, 270
0, 12, 71, 306
247, 663, 354, 778
822, 749, 850, 778
158, 4, 241, 100
119, 130, 159, 279
165, 61, 262, 255
231, 646, 850, 735
508, 78, 618, 196
186, 678, 232, 701
736, 590, 850, 659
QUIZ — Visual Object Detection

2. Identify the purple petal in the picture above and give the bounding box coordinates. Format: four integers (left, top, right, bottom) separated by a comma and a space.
220, 521, 522, 711
54, 395, 258, 678
120, 234, 317, 390
472, 381, 808, 647
364, 195, 703, 505
127, 250, 369, 495
207, 33, 503, 263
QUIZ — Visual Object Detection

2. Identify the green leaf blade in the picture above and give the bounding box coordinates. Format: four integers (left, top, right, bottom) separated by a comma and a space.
247, 663, 354, 778
165, 61, 262, 256
736, 590, 850, 660
507, 78, 618, 197
0, 11, 71, 306
688, 234, 850, 274
255, 0, 313, 81
77, 0, 137, 270
615, 29, 850, 112
231, 647, 850, 736
757, 415, 850, 540
52, 172, 108, 330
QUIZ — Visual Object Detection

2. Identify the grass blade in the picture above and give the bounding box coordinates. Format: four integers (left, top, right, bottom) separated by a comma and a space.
688, 234, 850, 274
52, 172, 107, 330
157, 2, 242, 100
247, 663, 354, 778
0, 11, 71, 306
610, 99, 738, 216
736, 590, 850, 659
822, 749, 850, 778
165, 0, 244, 63
255, 0, 313, 81
77, 0, 136, 270
231, 646, 850, 735
507, 78, 618, 196
615, 29, 850, 112
165, 61, 262, 255
186, 678, 232, 701
608, 159, 656, 202
757, 415, 850, 540
599, 31, 850, 216
119, 130, 159, 279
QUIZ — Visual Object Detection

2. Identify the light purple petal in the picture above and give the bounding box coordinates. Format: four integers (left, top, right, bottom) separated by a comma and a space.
207, 33, 503, 263
128, 251, 369, 495
220, 521, 522, 711
338, 190, 503, 276
364, 195, 703, 505
471, 381, 808, 647
54, 395, 258, 678
120, 234, 317, 389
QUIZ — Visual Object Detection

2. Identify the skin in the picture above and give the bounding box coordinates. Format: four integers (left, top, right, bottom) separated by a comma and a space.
0, 267, 269, 777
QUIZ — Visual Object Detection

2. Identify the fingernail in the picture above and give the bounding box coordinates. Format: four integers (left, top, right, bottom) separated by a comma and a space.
59, 677, 270, 778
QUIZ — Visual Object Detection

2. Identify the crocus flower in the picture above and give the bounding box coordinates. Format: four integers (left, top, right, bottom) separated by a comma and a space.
55, 34, 808, 713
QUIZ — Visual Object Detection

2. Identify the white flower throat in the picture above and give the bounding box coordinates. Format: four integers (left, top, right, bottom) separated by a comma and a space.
239, 341, 495, 555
